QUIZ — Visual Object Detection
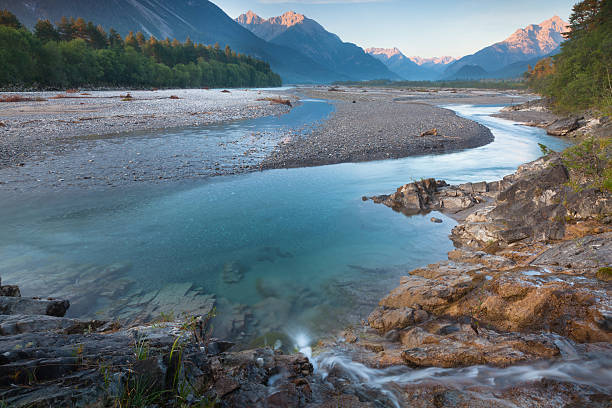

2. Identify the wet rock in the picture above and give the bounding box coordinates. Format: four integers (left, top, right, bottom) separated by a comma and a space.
206, 338, 235, 355
118, 283, 215, 322
546, 116, 582, 136
368, 307, 419, 333
372, 244, 612, 344
430, 217, 443, 223
399, 321, 560, 368
379, 272, 482, 314
0, 297, 69, 317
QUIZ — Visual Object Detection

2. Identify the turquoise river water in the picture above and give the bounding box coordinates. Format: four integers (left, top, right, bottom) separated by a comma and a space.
0, 101, 571, 342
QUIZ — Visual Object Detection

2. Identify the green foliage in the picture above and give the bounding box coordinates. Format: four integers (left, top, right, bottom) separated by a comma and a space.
562, 136, 612, 192
134, 336, 150, 361
538, 143, 556, 156
333, 79, 526, 90
0, 13, 282, 89
526, 0, 612, 113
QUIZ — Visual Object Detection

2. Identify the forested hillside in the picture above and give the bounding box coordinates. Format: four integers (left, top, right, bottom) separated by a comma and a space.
0, 10, 282, 89
525, 0, 611, 113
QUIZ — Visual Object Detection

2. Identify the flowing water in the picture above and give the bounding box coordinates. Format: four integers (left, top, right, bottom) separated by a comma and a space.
308, 344, 612, 407
0, 101, 571, 343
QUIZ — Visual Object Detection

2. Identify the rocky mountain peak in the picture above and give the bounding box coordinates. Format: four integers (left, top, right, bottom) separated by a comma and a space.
236, 10, 264, 25
268, 11, 306, 27
365, 47, 404, 59
503, 16, 569, 55
409, 56, 457, 66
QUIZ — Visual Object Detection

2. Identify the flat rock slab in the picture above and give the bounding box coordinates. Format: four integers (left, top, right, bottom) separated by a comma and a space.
0, 296, 69, 317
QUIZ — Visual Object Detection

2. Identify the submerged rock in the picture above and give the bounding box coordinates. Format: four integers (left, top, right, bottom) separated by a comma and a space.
221, 261, 248, 284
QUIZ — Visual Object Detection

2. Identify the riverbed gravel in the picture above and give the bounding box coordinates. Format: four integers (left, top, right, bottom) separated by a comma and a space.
0, 88, 291, 168
261, 87, 496, 169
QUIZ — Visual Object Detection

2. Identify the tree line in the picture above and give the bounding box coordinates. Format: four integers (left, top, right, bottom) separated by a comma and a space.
0, 10, 282, 89
525, 0, 611, 114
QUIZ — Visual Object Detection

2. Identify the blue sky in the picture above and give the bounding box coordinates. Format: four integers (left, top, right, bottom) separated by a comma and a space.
214, 0, 575, 58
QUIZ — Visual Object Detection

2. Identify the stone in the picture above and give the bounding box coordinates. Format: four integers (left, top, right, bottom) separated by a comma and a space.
0, 297, 69, 317
420, 128, 438, 137
546, 116, 582, 136
0, 315, 105, 336
430, 217, 443, 223
368, 307, 416, 333
0, 285, 20, 297
222, 261, 247, 284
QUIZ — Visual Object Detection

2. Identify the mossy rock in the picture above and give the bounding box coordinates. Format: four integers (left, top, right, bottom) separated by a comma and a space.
596, 267, 612, 282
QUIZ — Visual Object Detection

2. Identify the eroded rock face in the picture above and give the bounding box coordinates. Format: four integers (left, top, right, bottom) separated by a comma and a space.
450, 156, 612, 249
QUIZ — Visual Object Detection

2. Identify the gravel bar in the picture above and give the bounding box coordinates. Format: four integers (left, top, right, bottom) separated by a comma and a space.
0, 88, 292, 168
261, 88, 496, 169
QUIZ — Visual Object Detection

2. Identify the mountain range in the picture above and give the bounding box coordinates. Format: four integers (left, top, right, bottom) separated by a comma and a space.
0, 0, 569, 83
236, 11, 397, 81
366, 48, 455, 80
444, 16, 568, 79
367, 16, 568, 81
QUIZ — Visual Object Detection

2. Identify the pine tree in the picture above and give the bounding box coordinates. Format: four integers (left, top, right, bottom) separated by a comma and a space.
0, 9, 22, 29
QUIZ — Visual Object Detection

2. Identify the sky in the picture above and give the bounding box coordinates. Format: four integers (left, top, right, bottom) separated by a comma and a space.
214, 0, 575, 58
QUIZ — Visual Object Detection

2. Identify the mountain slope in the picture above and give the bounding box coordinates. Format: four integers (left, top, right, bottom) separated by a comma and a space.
0, 0, 340, 83
445, 16, 568, 77
366, 47, 454, 80
237, 11, 397, 81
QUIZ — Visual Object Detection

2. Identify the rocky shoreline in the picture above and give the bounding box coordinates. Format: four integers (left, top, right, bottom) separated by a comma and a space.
494, 99, 612, 139
340, 150, 611, 405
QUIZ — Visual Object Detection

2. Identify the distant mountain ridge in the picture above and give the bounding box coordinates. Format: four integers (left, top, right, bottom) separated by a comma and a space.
409, 56, 456, 66
237, 11, 397, 81
444, 16, 569, 79
366, 47, 454, 80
